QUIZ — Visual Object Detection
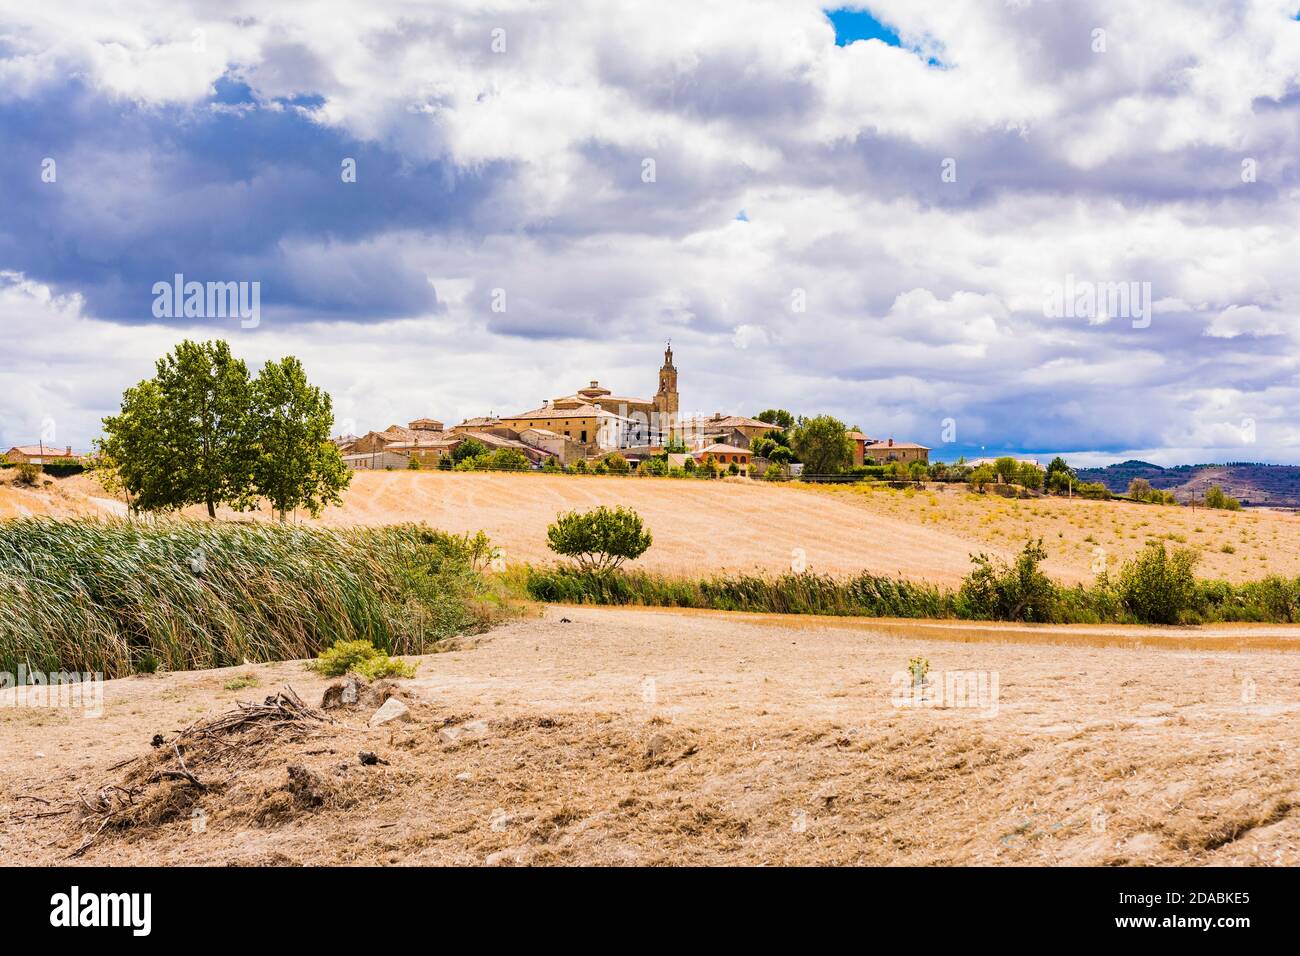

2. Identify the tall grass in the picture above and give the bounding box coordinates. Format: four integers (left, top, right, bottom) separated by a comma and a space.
524, 541, 1300, 626
0, 518, 493, 678
524, 566, 952, 618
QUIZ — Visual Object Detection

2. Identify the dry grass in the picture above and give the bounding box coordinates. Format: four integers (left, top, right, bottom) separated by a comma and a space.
3, 606, 1298, 866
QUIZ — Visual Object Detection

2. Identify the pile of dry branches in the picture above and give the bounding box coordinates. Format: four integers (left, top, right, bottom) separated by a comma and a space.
65, 687, 329, 857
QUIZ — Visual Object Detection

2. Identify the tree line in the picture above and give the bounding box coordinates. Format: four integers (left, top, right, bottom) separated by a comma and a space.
98, 339, 350, 519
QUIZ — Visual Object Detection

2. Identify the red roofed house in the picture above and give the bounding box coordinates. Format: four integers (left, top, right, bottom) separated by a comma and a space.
693, 443, 751, 475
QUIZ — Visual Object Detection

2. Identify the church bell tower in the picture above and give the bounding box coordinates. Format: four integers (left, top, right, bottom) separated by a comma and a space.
654, 342, 679, 417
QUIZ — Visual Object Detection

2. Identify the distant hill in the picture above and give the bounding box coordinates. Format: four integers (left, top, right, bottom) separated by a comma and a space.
1072, 460, 1300, 508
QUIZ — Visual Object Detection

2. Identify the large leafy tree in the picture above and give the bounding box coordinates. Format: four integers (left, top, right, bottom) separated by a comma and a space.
100, 339, 254, 517
790, 414, 853, 475
251, 356, 351, 520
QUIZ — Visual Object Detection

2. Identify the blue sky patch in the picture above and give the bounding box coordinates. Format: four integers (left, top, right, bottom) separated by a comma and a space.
825, 7, 902, 47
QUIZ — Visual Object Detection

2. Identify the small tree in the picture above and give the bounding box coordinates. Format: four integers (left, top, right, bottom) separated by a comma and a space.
546, 506, 653, 573
791, 415, 852, 475
993, 456, 1017, 484
486, 448, 529, 471
100, 339, 255, 517
1017, 462, 1044, 491
250, 356, 351, 520
452, 438, 488, 464
1204, 484, 1241, 511
968, 464, 996, 492
603, 452, 630, 474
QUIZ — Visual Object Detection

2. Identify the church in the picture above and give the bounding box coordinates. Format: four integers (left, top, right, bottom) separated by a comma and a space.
498, 345, 679, 451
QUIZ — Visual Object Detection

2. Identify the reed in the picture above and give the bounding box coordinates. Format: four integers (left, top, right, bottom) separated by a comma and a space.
0, 518, 491, 678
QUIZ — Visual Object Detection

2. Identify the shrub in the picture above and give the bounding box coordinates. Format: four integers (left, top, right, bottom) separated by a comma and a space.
763, 463, 783, 481
309, 638, 416, 679
546, 505, 652, 573
14, 462, 40, 487
407, 457, 422, 470
451, 438, 488, 464
967, 465, 995, 491
956, 539, 1058, 622
1118, 542, 1198, 624
1204, 484, 1242, 511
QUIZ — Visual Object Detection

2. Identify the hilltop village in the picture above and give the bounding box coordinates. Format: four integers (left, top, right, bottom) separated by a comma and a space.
334, 346, 929, 477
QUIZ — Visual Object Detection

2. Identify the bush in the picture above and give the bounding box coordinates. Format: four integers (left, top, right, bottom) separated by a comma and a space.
546, 505, 652, 573
309, 638, 416, 679
1204, 484, 1242, 511
1118, 542, 1198, 624
14, 462, 40, 487
967, 465, 995, 491
956, 539, 1058, 622
763, 463, 783, 481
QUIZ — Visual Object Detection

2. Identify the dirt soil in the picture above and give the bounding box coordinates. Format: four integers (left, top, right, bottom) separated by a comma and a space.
3, 606, 1298, 866
8, 469, 1300, 586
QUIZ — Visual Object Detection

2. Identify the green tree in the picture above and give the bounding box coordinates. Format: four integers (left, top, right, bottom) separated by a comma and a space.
750, 435, 777, 459
1204, 484, 1242, 511
603, 452, 630, 474
250, 356, 351, 520
99, 339, 254, 517
1017, 462, 1044, 491
993, 456, 1017, 484
451, 438, 488, 464
755, 409, 795, 430
968, 464, 996, 491
546, 505, 652, 573
791, 415, 852, 475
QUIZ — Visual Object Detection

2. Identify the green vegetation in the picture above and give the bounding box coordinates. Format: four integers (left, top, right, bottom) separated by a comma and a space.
1204, 484, 1242, 511
308, 638, 416, 679
98, 340, 350, 518
546, 505, 652, 574
524, 539, 1300, 626
790, 414, 852, 475
14, 462, 41, 487
0, 519, 496, 678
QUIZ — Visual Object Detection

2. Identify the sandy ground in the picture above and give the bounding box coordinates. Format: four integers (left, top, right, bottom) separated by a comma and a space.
3, 606, 1298, 866
7, 469, 1300, 586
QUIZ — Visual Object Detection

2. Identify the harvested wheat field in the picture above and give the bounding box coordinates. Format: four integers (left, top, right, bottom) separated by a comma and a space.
6, 469, 1300, 585
3, 605, 1298, 866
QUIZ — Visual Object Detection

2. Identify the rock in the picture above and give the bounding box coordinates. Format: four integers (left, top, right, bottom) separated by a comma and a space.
368, 697, 411, 728
438, 718, 489, 744
358, 751, 388, 766
321, 673, 368, 710
455, 772, 472, 782
359, 679, 398, 710
485, 847, 526, 867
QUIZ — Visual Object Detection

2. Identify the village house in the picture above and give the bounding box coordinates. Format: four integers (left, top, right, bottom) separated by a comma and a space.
864, 438, 930, 465
680, 412, 777, 450
694, 443, 751, 475
500, 345, 681, 455
4, 444, 79, 465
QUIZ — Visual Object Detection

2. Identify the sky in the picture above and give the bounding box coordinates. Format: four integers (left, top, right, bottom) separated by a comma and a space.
1, 0, 1299, 467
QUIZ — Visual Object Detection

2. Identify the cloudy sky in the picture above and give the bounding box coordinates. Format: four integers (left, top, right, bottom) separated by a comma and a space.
2, 0, 1299, 465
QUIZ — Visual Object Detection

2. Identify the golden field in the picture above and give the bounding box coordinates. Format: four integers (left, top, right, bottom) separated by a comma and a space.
5, 468, 1299, 586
